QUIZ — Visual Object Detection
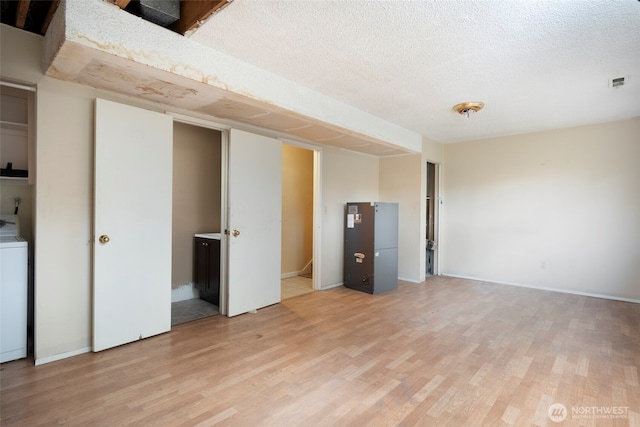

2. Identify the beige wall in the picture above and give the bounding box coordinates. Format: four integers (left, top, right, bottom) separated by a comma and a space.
320, 147, 379, 288
172, 122, 221, 288
281, 145, 313, 275
35, 76, 96, 360
442, 118, 640, 300
379, 154, 422, 282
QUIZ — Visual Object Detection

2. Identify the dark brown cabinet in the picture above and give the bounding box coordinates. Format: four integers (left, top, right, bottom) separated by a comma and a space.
194, 237, 220, 305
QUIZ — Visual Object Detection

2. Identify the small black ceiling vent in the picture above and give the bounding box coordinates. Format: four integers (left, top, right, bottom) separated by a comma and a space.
609, 76, 626, 88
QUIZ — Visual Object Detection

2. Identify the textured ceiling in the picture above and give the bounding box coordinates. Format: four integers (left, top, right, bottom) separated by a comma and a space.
189, 0, 640, 143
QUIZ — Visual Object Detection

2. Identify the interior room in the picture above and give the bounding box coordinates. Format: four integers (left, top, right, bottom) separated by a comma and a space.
1, 1, 638, 425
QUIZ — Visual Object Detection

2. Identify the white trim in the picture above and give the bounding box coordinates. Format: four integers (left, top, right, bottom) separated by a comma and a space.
398, 277, 422, 284
167, 112, 230, 131
312, 150, 322, 291
219, 130, 229, 316
35, 346, 91, 366
321, 282, 343, 290
171, 283, 199, 302
444, 274, 640, 304
423, 160, 442, 280
281, 271, 305, 279
278, 137, 323, 152
0, 80, 36, 92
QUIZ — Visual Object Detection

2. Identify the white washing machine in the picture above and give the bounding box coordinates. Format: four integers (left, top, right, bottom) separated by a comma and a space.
1, 214, 28, 363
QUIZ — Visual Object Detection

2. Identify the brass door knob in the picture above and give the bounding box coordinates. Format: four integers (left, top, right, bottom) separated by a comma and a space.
99, 235, 110, 244
232, 230, 240, 237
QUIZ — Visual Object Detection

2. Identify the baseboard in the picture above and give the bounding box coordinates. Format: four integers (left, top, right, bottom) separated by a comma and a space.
35, 346, 91, 366
300, 260, 313, 276
171, 283, 199, 302
398, 276, 422, 284
443, 274, 640, 304
281, 271, 303, 279
320, 281, 343, 290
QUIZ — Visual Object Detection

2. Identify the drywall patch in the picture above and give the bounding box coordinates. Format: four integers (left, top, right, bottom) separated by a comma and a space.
76, 59, 198, 102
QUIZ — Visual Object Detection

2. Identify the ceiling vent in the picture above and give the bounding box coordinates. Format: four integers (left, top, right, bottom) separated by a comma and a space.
609, 76, 627, 88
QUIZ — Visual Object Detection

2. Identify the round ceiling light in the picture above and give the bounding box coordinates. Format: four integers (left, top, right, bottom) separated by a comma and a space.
453, 102, 485, 117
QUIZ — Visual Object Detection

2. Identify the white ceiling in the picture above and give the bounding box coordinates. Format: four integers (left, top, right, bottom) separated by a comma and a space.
189, 0, 640, 144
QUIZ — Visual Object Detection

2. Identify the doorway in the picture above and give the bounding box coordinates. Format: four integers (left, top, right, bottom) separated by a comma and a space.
281, 144, 315, 300
426, 161, 439, 276
170, 122, 222, 325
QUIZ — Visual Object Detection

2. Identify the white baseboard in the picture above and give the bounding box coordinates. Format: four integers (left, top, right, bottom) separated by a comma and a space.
281, 271, 303, 279
171, 283, 199, 302
398, 276, 422, 284
300, 260, 313, 276
35, 346, 91, 366
320, 281, 343, 290
443, 274, 640, 304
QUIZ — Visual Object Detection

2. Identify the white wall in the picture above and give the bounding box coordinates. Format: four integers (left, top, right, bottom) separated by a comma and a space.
320, 148, 379, 288
442, 118, 640, 301
379, 154, 422, 282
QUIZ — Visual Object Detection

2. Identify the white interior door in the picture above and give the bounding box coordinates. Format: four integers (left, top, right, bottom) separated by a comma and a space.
93, 98, 173, 352
227, 129, 282, 316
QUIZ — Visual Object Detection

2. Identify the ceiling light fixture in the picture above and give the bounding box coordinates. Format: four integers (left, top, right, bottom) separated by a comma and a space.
453, 102, 485, 117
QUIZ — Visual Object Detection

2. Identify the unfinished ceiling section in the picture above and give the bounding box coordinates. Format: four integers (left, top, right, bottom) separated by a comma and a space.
42, 0, 420, 157
105, 0, 232, 35
0, 0, 60, 35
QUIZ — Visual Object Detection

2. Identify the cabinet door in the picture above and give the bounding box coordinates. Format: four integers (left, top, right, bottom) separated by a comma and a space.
208, 240, 220, 303
194, 238, 209, 291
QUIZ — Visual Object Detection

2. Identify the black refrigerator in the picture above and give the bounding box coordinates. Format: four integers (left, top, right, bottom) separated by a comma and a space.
344, 202, 398, 294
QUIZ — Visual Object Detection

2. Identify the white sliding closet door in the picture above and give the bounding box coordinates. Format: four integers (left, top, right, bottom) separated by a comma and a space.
93, 98, 173, 351
226, 129, 282, 316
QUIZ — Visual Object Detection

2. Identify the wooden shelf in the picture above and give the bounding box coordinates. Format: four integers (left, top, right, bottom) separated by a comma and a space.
0, 176, 29, 185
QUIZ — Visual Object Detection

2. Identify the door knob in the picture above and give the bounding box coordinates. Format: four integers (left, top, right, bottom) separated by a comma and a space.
99, 235, 110, 244
232, 230, 240, 237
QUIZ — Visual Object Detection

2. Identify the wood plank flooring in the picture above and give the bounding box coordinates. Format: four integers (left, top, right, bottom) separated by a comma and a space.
1, 277, 639, 426
281, 276, 314, 300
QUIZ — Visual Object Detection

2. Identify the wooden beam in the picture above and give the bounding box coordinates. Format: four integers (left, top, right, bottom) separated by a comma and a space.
172, 0, 230, 35
15, 0, 31, 29
105, 0, 132, 9
41, 0, 61, 35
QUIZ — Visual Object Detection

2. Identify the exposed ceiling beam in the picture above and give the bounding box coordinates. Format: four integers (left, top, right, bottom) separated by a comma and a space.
15, 0, 31, 29
172, 0, 231, 35
110, 0, 132, 8
41, 0, 61, 35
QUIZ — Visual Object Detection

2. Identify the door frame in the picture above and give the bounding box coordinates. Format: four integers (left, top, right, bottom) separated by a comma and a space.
280, 139, 323, 291
425, 160, 441, 278
166, 114, 324, 306
168, 113, 230, 314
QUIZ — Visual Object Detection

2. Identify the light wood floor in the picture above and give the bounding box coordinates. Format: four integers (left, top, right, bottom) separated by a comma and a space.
281, 276, 314, 300
2, 277, 639, 426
